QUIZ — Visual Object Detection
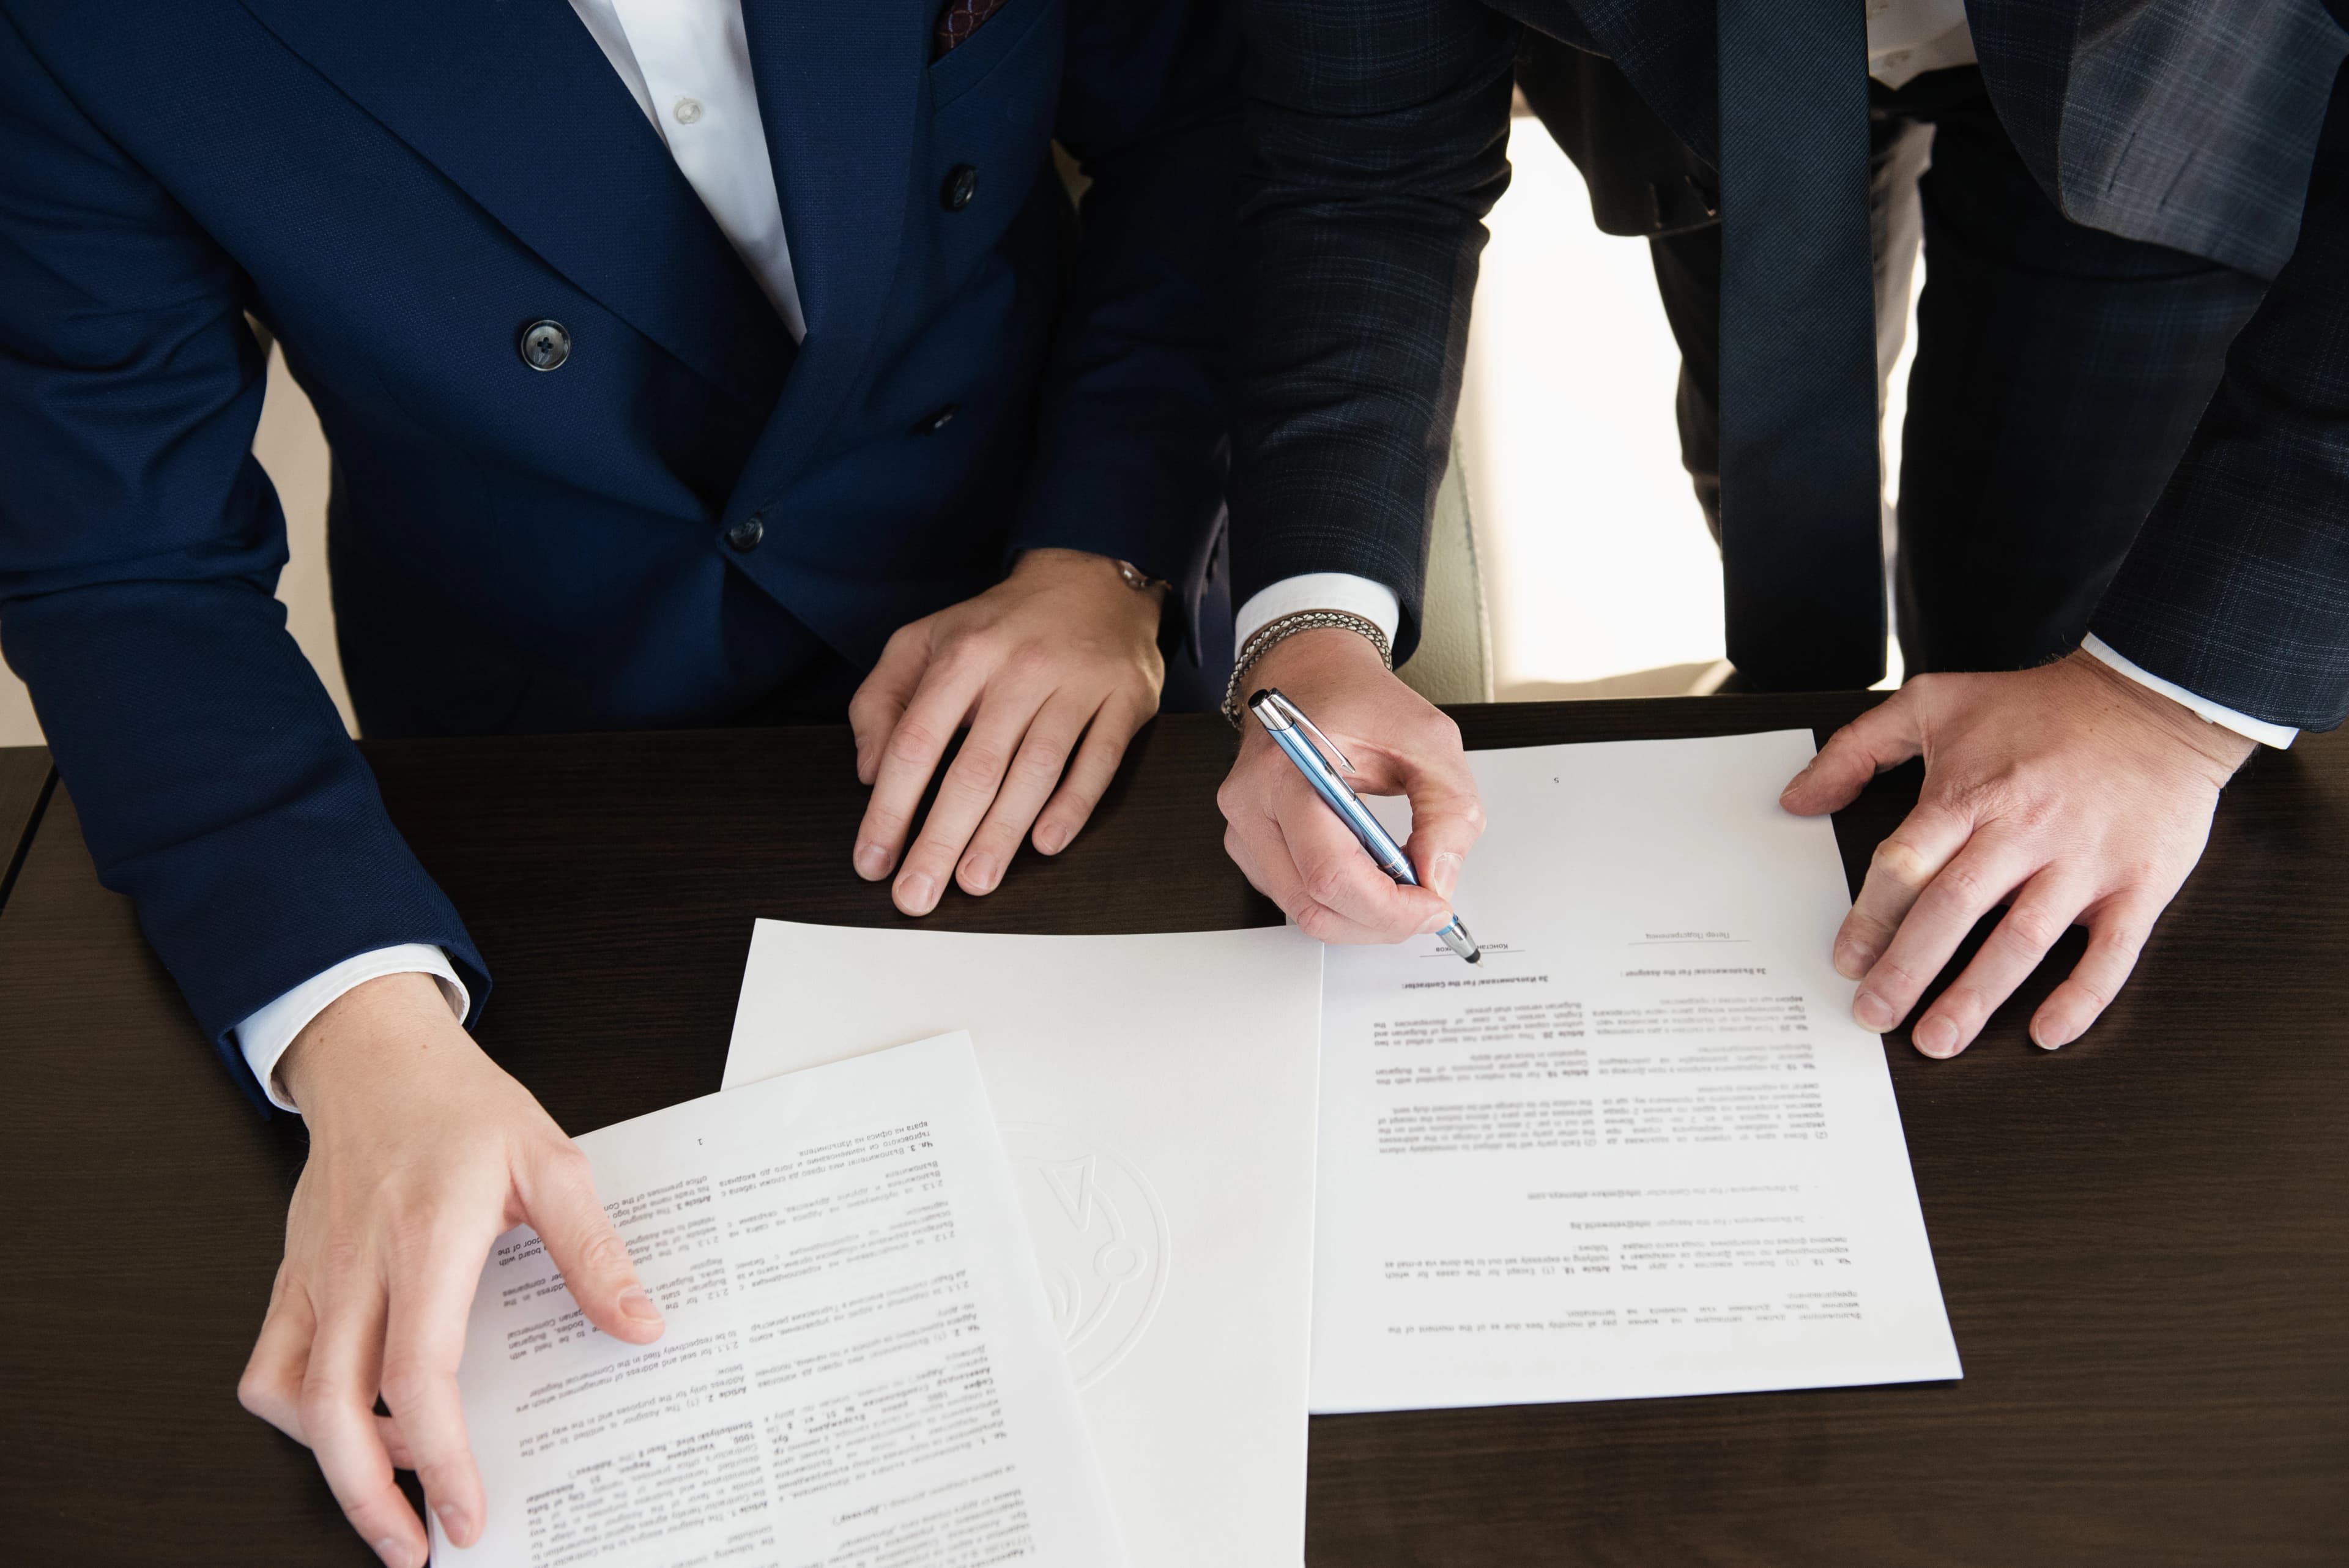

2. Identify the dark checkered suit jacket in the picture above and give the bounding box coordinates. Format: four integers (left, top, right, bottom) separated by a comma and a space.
1228, 0, 2349, 727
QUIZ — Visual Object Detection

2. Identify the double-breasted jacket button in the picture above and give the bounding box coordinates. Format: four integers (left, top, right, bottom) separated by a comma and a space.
914, 403, 959, 436
941, 164, 979, 211
518, 319, 571, 371
726, 512, 766, 552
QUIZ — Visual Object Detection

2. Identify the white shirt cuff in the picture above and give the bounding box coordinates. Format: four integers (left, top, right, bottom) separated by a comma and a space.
234, 944, 470, 1112
1234, 573, 1403, 660
2080, 634, 2298, 749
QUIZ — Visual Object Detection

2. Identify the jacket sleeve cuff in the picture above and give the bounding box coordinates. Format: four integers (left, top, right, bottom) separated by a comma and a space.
234, 943, 470, 1113
1234, 574, 1403, 659
2080, 635, 2299, 749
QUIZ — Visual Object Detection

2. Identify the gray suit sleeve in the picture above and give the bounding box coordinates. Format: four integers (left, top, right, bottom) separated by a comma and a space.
1226, 0, 1520, 661
2090, 61, 2349, 731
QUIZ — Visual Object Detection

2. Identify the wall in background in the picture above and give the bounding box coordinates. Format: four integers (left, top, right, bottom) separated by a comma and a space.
1461, 112, 1916, 699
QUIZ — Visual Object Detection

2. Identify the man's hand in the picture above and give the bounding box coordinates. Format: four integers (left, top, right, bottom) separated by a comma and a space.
1781, 651, 2257, 1058
849, 548, 1165, 915
1216, 627, 1484, 942
237, 973, 663, 1567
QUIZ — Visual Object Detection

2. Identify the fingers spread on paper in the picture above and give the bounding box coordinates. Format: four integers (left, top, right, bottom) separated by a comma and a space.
1827, 657, 2247, 1058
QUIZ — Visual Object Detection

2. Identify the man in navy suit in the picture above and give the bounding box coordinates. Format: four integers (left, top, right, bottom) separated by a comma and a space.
0, 0, 1234, 1559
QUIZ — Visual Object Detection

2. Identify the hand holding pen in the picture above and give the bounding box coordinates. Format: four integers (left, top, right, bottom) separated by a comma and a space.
1245, 686, 1483, 962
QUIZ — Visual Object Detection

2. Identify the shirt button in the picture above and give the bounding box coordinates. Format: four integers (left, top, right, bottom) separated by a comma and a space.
941, 164, 979, 211
673, 96, 705, 125
726, 513, 766, 552
914, 403, 959, 436
518, 319, 571, 371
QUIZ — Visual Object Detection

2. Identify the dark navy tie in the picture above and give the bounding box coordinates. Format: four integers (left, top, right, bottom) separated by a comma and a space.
1716, 0, 1885, 689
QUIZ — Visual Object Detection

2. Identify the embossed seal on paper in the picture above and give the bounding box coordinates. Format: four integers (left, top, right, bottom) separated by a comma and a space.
1000, 1122, 1170, 1389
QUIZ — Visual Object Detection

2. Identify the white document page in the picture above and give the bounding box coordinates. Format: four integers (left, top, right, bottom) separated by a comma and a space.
1312, 729, 1962, 1412
436, 1031, 1124, 1568
725, 923, 1323, 1568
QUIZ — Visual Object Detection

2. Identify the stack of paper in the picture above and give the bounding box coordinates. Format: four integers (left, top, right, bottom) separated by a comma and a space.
436, 1033, 1125, 1567
443, 729, 1961, 1567
726, 924, 1326, 1568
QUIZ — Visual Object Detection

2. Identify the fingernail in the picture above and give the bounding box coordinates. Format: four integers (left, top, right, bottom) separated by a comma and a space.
1852, 990, 1895, 1032
1780, 765, 1812, 800
1417, 908, 1453, 937
1428, 852, 1463, 899
2031, 1019, 2069, 1051
618, 1285, 664, 1326
961, 854, 999, 893
1832, 940, 1874, 980
373, 1538, 412, 1568
1912, 1015, 1958, 1058
898, 871, 937, 913
1033, 824, 1067, 856
432, 1505, 471, 1546
854, 843, 890, 879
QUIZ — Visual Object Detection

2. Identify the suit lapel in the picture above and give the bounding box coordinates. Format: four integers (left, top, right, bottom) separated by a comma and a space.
236, 0, 789, 397
728, 0, 927, 480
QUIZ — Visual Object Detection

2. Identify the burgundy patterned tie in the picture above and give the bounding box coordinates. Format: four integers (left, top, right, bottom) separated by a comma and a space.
934, 0, 1010, 57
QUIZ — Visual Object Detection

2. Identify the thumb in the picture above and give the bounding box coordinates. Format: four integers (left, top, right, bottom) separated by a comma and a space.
1394, 737, 1485, 901
1781, 694, 1925, 817
847, 625, 933, 786
522, 1143, 665, 1345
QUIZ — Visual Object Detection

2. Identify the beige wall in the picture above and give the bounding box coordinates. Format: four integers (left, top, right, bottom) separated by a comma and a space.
0, 346, 352, 750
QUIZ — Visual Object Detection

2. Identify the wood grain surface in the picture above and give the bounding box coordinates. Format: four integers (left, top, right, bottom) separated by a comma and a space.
0, 698, 2342, 1566
0, 744, 53, 916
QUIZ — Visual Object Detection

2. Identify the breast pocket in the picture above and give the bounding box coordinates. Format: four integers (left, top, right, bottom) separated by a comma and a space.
928, 0, 1061, 116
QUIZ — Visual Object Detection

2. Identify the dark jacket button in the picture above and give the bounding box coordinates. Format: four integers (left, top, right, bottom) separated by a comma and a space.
518, 319, 571, 371
726, 513, 766, 552
914, 403, 959, 435
941, 164, 979, 211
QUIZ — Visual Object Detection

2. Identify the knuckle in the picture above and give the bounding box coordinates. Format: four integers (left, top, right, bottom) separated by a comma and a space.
295, 1379, 346, 1435
959, 738, 1012, 778
1419, 708, 1464, 750
1842, 913, 1895, 952
885, 719, 947, 770
1934, 861, 1991, 905
937, 635, 999, 680
2000, 903, 2066, 951
1302, 860, 1355, 909
1869, 837, 1932, 885
1937, 984, 1991, 1027
2068, 976, 2115, 1013
1004, 644, 1056, 685
1872, 956, 1924, 997
1293, 902, 1340, 942
1013, 738, 1069, 785
237, 1367, 281, 1420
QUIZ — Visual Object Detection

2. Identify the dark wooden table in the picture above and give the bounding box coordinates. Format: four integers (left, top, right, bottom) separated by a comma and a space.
2, 697, 2343, 1566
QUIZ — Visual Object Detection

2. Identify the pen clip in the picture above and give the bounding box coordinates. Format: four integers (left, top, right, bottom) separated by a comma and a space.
1254, 689, 1358, 776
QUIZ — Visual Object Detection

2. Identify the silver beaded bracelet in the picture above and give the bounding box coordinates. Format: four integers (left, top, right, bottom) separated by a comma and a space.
1222, 609, 1393, 727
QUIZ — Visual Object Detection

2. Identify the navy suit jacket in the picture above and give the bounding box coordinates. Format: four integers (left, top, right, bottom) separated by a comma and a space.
0, 0, 1239, 1102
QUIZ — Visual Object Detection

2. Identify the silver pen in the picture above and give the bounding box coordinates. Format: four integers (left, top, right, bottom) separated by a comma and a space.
1247, 688, 1482, 964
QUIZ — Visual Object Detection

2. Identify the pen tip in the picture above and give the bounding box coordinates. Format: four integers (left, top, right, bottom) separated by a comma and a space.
1465, 950, 1482, 965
